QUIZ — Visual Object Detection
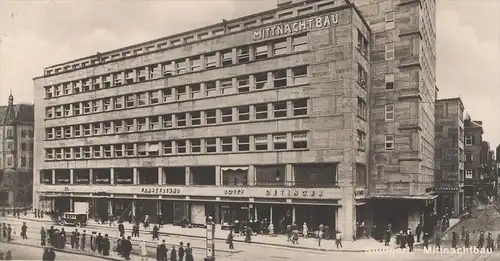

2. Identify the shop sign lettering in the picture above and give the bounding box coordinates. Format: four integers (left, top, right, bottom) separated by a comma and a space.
224, 189, 244, 196
56, 178, 69, 183
141, 187, 181, 194
75, 178, 89, 183
265, 189, 323, 197
95, 178, 109, 183
116, 178, 132, 182
354, 188, 367, 198
253, 13, 339, 41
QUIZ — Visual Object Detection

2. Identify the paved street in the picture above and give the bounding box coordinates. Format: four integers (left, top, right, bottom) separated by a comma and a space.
0, 242, 109, 261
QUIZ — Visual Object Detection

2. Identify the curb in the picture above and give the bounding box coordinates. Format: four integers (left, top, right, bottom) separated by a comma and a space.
0, 240, 122, 261
6, 217, 367, 252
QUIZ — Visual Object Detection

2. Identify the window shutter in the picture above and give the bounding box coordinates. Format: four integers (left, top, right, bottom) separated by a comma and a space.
471, 135, 475, 145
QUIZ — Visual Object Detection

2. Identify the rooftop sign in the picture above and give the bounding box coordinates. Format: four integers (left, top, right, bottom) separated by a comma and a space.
253, 13, 339, 41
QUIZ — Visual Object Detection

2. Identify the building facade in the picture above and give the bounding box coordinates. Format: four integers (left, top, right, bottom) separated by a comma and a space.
353, 0, 437, 231
0, 93, 34, 207
434, 98, 464, 216
34, 1, 372, 239
463, 116, 484, 205
278, 0, 438, 235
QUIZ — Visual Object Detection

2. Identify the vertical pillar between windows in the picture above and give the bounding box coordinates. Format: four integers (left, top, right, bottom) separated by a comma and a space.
145, 66, 150, 81
232, 136, 237, 152
69, 198, 74, 212
200, 138, 206, 154
171, 141, 177, 156
51, 170, 55, 185
185, 58, 191, 73
267, 72, 273, 89
171, 61, 178, 76
215, 80, 221, 94
131, 201, 136, 217
249, 135, 256, 151
133, 168, 138, 185
215, 166, 221, 186
185, 167, 190, 186
162, 168, 167, 184
157, 167, 163, 185
231, 48, 237, 64
215, 108, 221, 124
201, 111, 207, 125
69, 104, 73, 117
232, 107, 237, 123
249, 74, 256, 92
266, 134, 273, 150
267, 103, 273, 119
215, 138, 221, 154
266, 43, 273, 58
286, 36, 293, 53
214, 52, 221, 67
248, 165, 255, 186
185, 113, 191, 127
133, 143, 137, 157
110, 168, 114, 185
186, 140, 191, 154
69, 169, 74, 185
292, 206, 296, 223
200, 55, 206, 70
132, 119, 138, 131
249, 45, 255, 62
171, 114, 177, 128
89, 169, 93, 185
270, 206, 273, 221
144, 117, 150, 131
285, 164, 293, 187
286, 100, 293, 118
286, 68, 293, 86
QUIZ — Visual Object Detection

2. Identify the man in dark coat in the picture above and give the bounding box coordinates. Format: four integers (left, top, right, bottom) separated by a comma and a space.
407, 231, 415, 252
122, 236, 133, 260
21, 222, 28, 239
71, 231, 77, 248
96, 233, 104, 254
157, 240, 167, 261
415, 223, 422, 242
102, 234, 111, 256
118, 222, 125, 237
178, 242, 185, 261
81, 230, 87, 251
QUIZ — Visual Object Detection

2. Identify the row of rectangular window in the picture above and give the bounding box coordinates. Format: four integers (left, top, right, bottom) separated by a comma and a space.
45, 66, 308, 119
45, 1, 343, 76
44, 34, 309, 99
44, 132, 309, 160
45, 99, 308, 140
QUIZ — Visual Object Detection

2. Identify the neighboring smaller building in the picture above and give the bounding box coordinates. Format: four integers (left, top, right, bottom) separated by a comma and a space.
0, 92, 35, 207
434, 98, 465, 216
463, 115, 484, 206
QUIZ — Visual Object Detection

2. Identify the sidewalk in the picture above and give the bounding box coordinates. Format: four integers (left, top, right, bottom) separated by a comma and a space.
3, 213, 401, 252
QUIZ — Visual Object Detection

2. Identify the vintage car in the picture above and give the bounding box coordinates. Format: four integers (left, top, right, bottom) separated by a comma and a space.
57, 212, 88, 227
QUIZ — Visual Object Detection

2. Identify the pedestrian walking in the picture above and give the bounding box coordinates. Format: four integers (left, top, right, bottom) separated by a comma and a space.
435, 232, 441, 251
75, 229, 80, 249
153, 225, 159, 240
21, 222, 28, 240
170, 246, 177, 261
7, 224, 12, 241
335, 230, 342, 249
422, 232, 429, 249
496, 233, 500, 250
317, 225, 324, 247
302, 222, 308, 238
156, 240, 167, 261
90, 232, 96, 252
140, 240, 148, 261
118, 222, 125, 237
384, 229, 391, 246
41, 227, 47, 247
178, 242, 185, 261
81, 230, 87, 251
487, 233, 494, 252
102, 234, 111, 256
123, 236, 133, 260
478, 231, 485, 249
452, 232, 457, 249
465, 231, 470, 248
185, 243, 193, 261
245, 226, 252, 243
415, 223, 422, 242
97, 233, 103, 254
5, 250, 12, 260
226, 230, 234, 249
407, 231, 415, 252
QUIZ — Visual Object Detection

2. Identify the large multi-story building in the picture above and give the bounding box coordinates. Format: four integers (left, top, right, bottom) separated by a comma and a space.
463, 116, 484, 205
34, 1, 372, 239
351, 0, 437, 230
434, 98, 465, 216
0, 92, 34, 207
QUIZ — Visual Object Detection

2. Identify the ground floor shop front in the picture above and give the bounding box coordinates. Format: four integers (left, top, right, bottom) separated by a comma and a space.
40, 196, 339, 233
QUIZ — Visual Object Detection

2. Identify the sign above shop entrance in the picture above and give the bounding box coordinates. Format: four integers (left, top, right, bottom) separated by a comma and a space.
37, 184, 342, 200
253, 13, 339, 41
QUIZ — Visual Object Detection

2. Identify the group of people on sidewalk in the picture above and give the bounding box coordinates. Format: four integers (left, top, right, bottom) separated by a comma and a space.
446, 229, 500, 251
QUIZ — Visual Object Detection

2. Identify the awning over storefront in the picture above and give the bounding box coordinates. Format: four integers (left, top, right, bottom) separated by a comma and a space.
221, 167, 249, 171
370, 192, 438, 200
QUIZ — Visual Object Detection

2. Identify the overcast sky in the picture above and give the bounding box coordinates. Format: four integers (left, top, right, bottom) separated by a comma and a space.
0, 0, 499, 149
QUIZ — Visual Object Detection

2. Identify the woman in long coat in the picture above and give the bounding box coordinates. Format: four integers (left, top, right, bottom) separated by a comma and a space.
170, 246, 177, 261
